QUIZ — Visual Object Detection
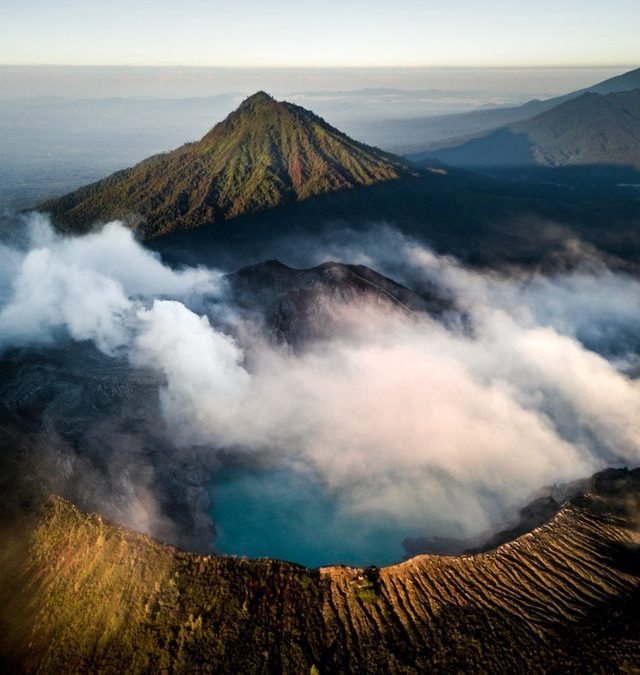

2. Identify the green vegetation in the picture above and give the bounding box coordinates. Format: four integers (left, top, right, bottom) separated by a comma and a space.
2, 469, 640, 672
353, 567, 381, 603
354, 585, 378, 603
41, 91, 412, 238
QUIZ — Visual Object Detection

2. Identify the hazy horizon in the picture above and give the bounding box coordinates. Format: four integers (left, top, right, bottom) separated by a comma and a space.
0, 64, 632, 101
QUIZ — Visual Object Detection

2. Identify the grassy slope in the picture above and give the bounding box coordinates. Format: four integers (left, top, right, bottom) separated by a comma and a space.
5, 469, 640, 673
40, 92, 410, 238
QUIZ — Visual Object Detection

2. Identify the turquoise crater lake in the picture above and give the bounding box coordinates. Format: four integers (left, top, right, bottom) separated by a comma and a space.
208, 466, 422, 568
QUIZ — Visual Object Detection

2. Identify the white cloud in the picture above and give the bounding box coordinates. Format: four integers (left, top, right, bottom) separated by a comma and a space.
0, 215, 221, 353
2, 216, 639, 541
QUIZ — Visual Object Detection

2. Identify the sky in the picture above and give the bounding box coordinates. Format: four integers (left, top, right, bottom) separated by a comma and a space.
1, 0, 639, 68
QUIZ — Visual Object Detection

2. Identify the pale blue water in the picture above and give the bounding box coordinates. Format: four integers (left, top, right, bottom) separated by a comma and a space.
209, 466, 414, 568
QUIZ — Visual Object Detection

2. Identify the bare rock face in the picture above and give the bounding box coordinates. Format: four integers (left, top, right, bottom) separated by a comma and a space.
225, 259, 456, 346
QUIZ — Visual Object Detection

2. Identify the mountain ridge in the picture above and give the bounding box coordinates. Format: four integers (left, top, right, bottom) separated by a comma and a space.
415, 88, 640, 170
3, 468, 640, 672
225, 259, 455, 345
404, 66, 640, 156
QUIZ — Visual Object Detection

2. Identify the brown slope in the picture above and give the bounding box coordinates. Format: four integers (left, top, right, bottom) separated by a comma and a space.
39, 92, 413, 238
3, 469, 640, 673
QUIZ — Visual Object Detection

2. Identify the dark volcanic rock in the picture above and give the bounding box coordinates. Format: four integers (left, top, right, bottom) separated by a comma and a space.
225, 259, 457, 345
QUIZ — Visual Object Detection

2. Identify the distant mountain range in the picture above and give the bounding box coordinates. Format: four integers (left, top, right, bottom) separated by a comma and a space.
402, 66, 640, 155
414, 88, 640, 170
40, 92, 412, 238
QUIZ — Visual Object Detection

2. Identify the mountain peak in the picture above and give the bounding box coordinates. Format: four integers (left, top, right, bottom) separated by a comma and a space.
238, 90, 278, 110
40, 94, 413, 238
